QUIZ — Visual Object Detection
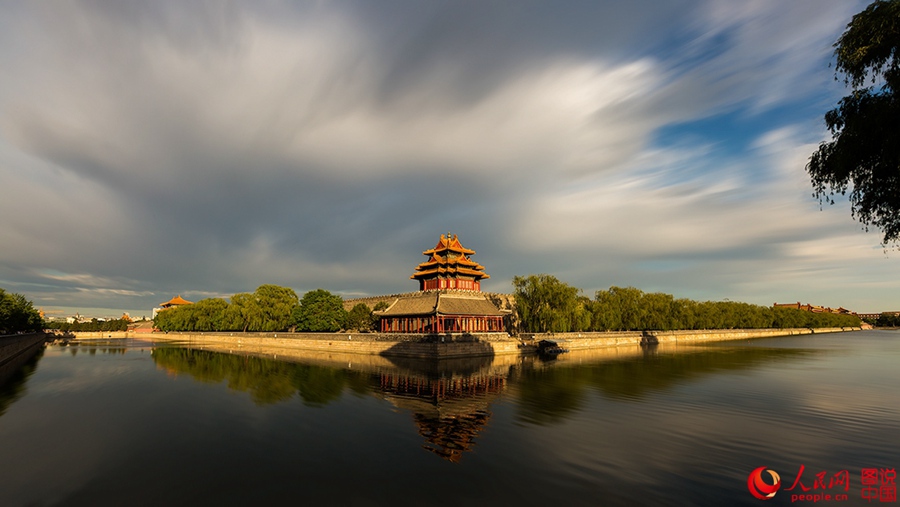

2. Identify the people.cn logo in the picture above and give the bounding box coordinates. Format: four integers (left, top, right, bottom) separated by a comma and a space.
748, 466, 781, 500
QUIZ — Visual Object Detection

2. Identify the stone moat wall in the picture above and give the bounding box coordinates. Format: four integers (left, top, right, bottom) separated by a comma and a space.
519, 327, 859, 350
0, 333, 50, 367
66, 327, 861, 359
0, 333, 50, 384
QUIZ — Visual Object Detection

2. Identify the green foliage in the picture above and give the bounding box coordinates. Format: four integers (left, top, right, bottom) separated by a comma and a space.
293, 289, 347, 332
589, 285, 860, 331
154, 298, 230, 332
0, 289, 43, 334
874, 313, 900, 326
191, 298, 230, 331
154, 285, 298, 332
254, 285, 300, 332
593, 286, 646, 331
46, 317, 129, 333
808, 0, 900, 243
513, 276, 861, 333
373, 301, 390, 311
512, 274, 589, 333
345, 303, 375, 332
222, 292, 259, 332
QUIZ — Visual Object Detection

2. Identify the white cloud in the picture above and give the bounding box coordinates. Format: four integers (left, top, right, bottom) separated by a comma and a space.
0, 0, 895, 313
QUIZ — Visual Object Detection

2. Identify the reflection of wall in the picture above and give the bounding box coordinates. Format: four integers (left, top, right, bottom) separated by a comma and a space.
0, 337, 46, 418
146, 332, 523, 359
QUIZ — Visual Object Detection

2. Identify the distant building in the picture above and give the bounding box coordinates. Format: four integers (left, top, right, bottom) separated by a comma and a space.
857, 311, 900, 321
347, 233, 509, 333
159, 295, 193, 309
66, 313, 88, 324
153, 295, 194, 319
773, 302, 856, 316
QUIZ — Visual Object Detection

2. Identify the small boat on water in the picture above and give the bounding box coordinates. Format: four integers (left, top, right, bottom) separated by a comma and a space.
537, 339, 569, 357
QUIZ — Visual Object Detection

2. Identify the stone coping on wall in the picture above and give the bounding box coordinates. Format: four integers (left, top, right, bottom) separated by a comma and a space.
153, 331, 514, 343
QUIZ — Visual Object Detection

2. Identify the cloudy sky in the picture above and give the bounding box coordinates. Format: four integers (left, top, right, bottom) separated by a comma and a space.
1, 0, 893, 318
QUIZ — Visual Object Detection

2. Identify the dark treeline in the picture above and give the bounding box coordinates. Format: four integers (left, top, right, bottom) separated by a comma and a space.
865, 313, 900, 327
153, 285, 386, 333
0, 288, 43, 335
513, 275, 861, 333
45, 318, 130, 333
151, 348, 371, 405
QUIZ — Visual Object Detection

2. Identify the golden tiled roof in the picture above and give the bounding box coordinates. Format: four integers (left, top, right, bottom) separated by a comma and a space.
379, 291, 504, 317
422, 232, 476, 256
160, 295, 193, 307
412, 233, 489, 282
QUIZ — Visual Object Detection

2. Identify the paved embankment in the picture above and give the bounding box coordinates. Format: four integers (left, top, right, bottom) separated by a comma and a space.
67, 327, 861, 359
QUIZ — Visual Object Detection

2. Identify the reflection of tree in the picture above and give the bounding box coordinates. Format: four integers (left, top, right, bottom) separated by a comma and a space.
514, 346, 815, 426
152, 347, 512, 461
86, 347, 127, 356
293, 365, 353, 407
513, 367, 587, 426
0, 348, 44, 418
151, 348, 368, 406
377, 373, 506, 462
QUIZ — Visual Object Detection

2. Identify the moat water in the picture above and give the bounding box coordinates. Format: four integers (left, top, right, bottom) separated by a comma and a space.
1, 330, 898, 506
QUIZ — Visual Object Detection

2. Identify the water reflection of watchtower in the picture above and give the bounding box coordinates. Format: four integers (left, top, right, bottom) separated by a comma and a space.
377, 371, 507, 462
377, 233, 509, 334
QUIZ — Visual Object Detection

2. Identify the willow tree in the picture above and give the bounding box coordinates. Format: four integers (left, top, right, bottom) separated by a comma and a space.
808, 0, 900, 243
254, 284, 299, 332
512, 274, 587, 333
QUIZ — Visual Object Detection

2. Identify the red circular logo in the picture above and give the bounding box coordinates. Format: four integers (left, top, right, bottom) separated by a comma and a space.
748, 466, 781, 500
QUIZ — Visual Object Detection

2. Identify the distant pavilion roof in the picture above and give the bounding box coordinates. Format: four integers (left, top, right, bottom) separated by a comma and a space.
160, 295, 193, 308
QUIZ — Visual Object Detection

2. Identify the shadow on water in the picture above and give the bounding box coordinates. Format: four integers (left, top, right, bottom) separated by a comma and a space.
0, 346, 46, 418
379, 332, 496, 361
382, 354, 494, 376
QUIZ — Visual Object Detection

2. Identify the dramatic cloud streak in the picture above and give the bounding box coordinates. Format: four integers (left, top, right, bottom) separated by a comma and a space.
0, 0, 890, 318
